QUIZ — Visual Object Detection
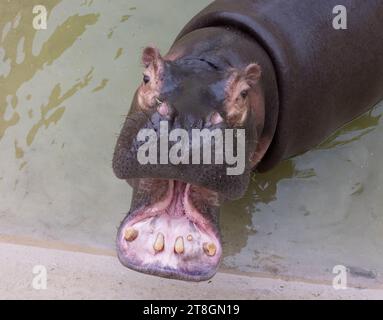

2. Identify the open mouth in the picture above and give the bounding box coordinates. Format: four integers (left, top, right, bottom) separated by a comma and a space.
116, 179, 222, 281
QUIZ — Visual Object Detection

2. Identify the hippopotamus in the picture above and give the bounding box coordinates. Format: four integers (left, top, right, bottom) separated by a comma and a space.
112, 0, 383, 281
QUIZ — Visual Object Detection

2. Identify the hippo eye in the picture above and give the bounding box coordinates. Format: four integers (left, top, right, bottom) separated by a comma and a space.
143, 74, 150, 84
240, 90, 248, 99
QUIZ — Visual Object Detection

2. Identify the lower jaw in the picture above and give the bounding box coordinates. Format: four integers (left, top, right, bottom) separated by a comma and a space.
116, 179, 222, 281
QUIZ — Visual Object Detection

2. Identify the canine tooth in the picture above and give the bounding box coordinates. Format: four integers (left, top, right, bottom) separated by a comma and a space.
153, 232, 164, 252
174, 236, 184, 254
203, 242, 216, 256
124, 227, 138, 241
187, 234, 193, 241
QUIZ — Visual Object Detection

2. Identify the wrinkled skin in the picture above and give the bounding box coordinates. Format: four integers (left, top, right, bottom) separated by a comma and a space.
113, 27, 277, 281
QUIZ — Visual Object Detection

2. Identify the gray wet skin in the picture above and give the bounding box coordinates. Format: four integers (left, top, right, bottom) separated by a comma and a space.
113, 27, 278, 281
113, 0, 383, 281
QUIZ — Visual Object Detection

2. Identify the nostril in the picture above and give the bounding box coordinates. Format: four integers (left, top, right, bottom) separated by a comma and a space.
210, 112, 224, 125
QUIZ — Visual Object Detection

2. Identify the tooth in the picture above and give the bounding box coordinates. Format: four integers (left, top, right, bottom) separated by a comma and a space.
124, 227, 138, 241
187, 234, 193, 241
203, 242, 216, 256
174, 236, 184, 254
153, 232, 165, 252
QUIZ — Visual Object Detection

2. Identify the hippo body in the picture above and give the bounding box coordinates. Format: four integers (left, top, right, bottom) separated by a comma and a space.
176, 0, 383, 171
113, 0, 383, 281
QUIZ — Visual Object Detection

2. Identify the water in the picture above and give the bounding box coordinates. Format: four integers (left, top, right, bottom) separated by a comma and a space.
1, 0, 383, 286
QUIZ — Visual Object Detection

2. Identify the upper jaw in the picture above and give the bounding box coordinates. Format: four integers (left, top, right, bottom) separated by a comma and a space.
112, 110, 252, 200
116, 179, 222, 281
114, 158, 250, 199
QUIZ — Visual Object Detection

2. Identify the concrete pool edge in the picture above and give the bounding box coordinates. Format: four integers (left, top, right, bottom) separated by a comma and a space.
1, 242, 383, 299
1, 234, 383, 297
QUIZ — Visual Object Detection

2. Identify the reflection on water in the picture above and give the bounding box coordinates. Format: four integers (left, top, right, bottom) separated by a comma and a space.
221, 102, 383, 282
221, 160, 295, 255
26, 68, 94, 146
0, 0, 383, 284
0, 0, 99, 168
319, 109, 382, 150
221, 105, 383, 258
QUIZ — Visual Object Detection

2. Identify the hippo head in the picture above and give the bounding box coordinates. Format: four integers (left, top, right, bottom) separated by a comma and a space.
113, 46, 269, 281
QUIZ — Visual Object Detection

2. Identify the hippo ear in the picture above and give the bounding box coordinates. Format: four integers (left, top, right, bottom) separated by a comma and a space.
142, 46, 163, 70
245, 63, 262, 88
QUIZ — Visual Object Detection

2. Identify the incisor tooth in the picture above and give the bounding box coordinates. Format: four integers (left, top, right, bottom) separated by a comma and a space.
203, 242, 216, 256
124, 227, 138, 241
153, 232, 164, 252
174, 236, 184, 254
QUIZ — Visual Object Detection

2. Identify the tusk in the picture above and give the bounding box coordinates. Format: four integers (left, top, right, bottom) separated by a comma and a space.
203, 242, 216, 256
174, 236, 184, 254
153, 232, 165, 252
124, 227, 138, 242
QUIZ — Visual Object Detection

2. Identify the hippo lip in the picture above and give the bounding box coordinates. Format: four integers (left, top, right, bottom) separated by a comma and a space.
116, 179, 222, 281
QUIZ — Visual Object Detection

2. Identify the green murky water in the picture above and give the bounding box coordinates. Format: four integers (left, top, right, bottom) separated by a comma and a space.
1, 0, 383, 285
